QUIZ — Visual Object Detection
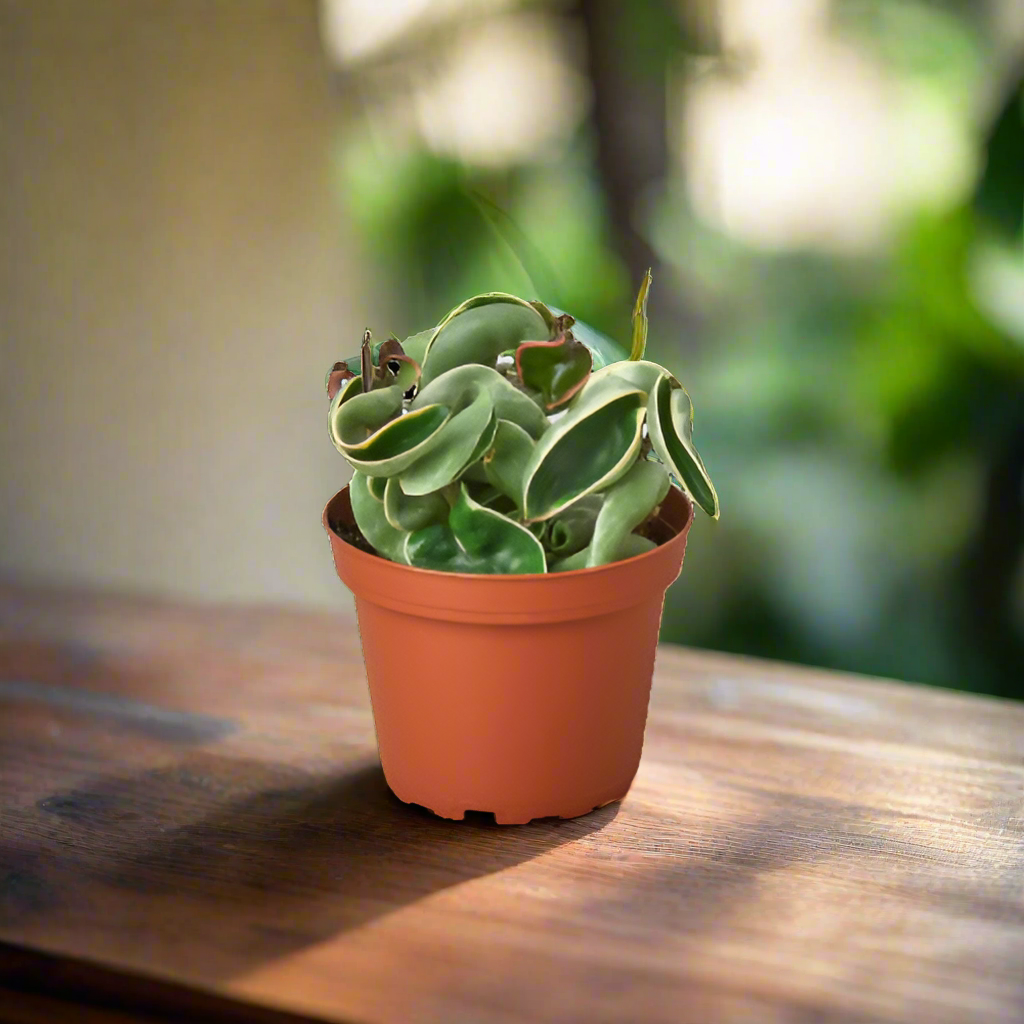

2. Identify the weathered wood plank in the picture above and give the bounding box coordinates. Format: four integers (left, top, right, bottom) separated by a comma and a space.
1, 584, 1022, 1024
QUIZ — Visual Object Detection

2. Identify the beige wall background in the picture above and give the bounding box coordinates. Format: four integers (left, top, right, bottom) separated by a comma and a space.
1, 0, 362, 608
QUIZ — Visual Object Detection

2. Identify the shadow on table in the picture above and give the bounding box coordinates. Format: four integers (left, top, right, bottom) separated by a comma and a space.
1, 752, 615, 981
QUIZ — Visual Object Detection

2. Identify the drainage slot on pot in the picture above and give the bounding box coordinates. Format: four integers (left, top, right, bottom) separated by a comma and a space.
463, 810, 498, 825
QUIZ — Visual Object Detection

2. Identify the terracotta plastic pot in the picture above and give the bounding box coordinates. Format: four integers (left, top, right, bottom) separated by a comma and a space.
323, 483, 693, 824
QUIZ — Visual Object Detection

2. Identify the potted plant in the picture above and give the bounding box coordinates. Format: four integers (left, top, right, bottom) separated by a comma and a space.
322, 274, 718, 824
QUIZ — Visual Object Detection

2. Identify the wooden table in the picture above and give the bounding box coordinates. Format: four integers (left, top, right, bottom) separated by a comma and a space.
1, 584, 1022, 1024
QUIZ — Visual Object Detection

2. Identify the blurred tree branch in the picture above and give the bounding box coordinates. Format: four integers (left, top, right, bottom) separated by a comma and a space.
571, 0, 705, 342
958, 423, 1024, 696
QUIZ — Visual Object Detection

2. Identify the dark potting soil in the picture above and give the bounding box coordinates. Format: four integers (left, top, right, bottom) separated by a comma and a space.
330, 503, 675, 565
636, 506, 675, 548
329, 515, 380, 558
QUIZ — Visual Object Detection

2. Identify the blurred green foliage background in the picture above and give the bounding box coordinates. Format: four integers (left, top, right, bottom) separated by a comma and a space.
324, 0, 1024, 697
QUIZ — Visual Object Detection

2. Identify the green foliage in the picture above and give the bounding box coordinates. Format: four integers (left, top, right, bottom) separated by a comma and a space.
326, 282, 717, 573
419, 294, 548, 386
521, 377, 647, 522
647, 377, 719, 519
586, 460, 671, 568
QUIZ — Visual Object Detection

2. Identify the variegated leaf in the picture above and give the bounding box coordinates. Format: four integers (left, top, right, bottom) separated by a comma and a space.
383, 478, 449, 532
647, 375, 719, 519
482, 419, 535, 510
522, 377, 646, 522
402, 485, 545, 574
420, 293, 550, 386
448, 483, 546, 574
546, 494, 602, 557
586, 459, 669, 567
399, 386, 495, 496
413, 363, 547, 439
349, 471, 408, 563
329, 385, 451, 478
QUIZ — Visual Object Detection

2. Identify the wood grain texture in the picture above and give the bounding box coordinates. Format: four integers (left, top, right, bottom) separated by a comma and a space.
1, 583, 1022, 1024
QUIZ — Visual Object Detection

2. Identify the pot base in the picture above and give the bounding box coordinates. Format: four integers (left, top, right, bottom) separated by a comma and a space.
387, 781, 629, 825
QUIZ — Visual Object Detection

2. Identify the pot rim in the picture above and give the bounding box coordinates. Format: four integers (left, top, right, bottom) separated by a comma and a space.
322, 482, 693, 583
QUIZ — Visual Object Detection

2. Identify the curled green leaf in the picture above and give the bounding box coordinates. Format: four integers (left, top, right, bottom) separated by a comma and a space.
387, 354, 422, 398
421, 294, 550, 386
647, 375, 719, 519
402, 485, 546, 574
399, 386, 494, 496
330, 385, 402, 446
615, 533, 657, 559
482, 418, 535, 510
448, 483, 546, 574
549, 548, 587, 572
464, 410, 500, 469
522, 377, 646, 522
383, 477, 449, 532
413, 363, 547, 439
329, 386, 450, 477
546, 495, 601, 557
349, 471, 408, 564
582, 359, 675, 400
404, 522, 476, 573
550, 532, 656, 572
587, 459, 669, 567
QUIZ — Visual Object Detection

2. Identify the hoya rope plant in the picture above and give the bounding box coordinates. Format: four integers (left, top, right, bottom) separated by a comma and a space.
325, 273, 718, 574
